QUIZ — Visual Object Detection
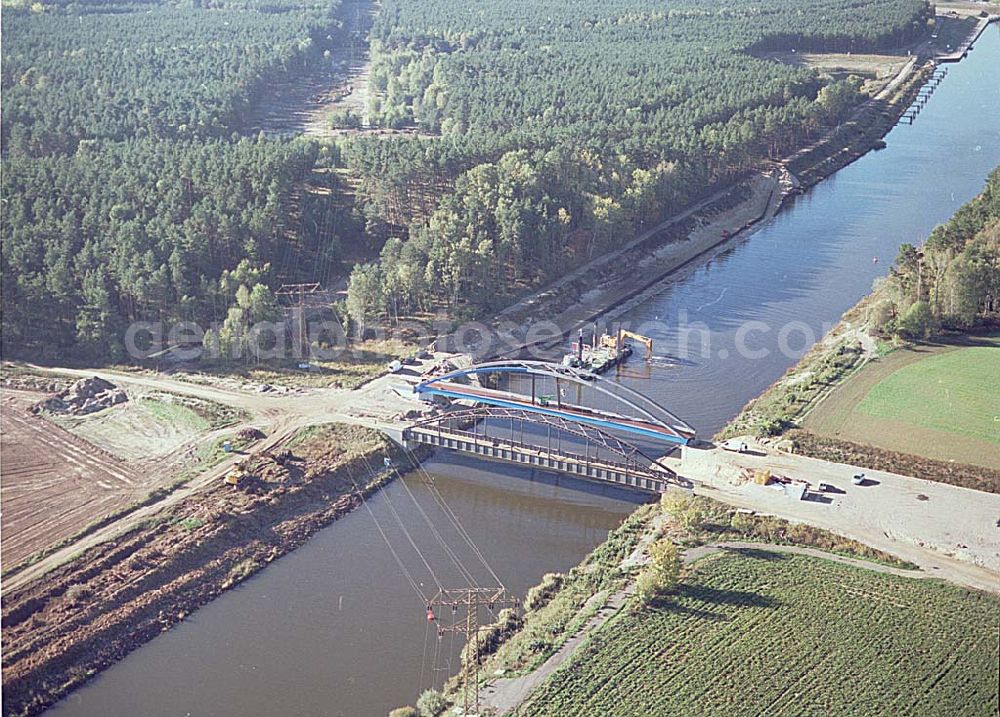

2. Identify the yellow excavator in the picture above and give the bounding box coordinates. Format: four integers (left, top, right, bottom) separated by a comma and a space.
223, 463, 246, 486
599, 330, 654, 361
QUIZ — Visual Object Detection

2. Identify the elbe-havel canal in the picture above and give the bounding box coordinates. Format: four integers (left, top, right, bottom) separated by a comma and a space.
48, 24, 1000, 717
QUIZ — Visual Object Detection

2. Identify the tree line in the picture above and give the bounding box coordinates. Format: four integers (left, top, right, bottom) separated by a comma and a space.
870, 166, 1000, 338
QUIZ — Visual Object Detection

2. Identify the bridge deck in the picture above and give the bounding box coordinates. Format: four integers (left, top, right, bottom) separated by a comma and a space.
405, 425, 675, 493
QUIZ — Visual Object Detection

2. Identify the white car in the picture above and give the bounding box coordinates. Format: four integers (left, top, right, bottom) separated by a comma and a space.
387, 360, 403, 374
721, 439, 749, 454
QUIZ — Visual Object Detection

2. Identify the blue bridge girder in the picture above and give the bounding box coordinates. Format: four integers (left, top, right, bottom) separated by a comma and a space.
412, 360, 695, 446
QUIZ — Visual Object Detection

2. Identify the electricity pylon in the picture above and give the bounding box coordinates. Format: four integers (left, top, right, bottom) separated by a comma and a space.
429, 587, 519, 715
275, 282, 320, 358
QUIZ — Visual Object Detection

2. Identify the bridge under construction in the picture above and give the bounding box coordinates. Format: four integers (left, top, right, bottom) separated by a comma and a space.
403, 360, 696, 494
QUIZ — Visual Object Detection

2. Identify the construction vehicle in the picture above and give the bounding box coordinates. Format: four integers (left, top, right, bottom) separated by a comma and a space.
599, 329, 654, 362
562, 327, 654, 375
223, 465, 246, 486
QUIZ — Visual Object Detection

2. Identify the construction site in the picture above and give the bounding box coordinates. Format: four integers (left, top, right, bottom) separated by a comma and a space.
3, 306, 999, 715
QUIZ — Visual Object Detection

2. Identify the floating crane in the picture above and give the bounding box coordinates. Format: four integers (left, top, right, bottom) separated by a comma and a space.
563, 327, 655, 374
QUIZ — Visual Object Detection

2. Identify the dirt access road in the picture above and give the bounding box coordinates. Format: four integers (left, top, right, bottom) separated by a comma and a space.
1, 360, 431, 593
247, 0, 377, 137
674, 442, 1000, 593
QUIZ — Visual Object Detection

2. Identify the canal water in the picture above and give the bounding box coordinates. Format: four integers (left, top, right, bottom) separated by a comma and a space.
608, 27, 1000, 435
47, 25, 1000, 717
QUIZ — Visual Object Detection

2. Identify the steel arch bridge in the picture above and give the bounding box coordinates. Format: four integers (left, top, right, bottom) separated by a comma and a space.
404, 406, 682, 494
412, 360, 695, 446
405, 360, 696, 493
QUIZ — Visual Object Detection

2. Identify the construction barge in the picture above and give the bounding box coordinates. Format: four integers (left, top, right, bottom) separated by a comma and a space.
562, 326, 652, 377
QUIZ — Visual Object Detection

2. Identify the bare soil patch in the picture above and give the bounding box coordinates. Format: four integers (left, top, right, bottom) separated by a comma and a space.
0, 390, 142, 567
49, 390, 242, 461
1, 374, 250, 573
761, 51, 910, 82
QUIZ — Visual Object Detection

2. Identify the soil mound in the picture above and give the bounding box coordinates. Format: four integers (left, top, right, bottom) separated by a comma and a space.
35, 376, 128, 416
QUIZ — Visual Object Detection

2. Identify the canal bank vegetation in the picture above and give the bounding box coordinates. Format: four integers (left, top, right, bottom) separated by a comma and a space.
0, 424, 409, 717
718, 167, 1000, 488
783, 62, 934, 190
420, 492, 921, 716
462, 506, 655, 680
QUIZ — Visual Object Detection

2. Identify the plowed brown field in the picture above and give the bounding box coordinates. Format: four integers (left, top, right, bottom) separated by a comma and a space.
0, 390, 140, 567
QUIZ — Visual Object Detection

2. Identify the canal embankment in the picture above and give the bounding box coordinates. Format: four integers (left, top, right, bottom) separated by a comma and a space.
1, 425, 414, 717
466, 50, 940, 360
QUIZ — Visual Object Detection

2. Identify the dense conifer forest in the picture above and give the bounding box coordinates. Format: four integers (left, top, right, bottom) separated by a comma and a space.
346, 0, 932, 323
1, 0, 935, 360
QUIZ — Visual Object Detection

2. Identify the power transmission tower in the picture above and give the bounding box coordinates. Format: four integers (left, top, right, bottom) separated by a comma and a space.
430, 587, 519, 716
275, 282, 320, 359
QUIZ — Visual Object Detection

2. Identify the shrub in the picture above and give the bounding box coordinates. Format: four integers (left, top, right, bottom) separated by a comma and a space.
177, 516, 204, 532
389, 707, 419, 717
756, 417, 790, 437
636, 538, 682, 605
329, 109, 362, 129
524, 572, 565, 612
729, 512, 754, 533
462, 608, 523, 666
661, 492, 705, 531
648, 539, 681, 589
660, 492, 691, 520
416, 689, 448, 717
64, 584, 92, 604
634, 568, 662, 605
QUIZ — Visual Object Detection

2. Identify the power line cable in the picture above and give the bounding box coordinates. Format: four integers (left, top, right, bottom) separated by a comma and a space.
343, 463, 426, 602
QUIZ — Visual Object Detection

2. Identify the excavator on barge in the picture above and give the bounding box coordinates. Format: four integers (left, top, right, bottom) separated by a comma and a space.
562, 325, 654, 375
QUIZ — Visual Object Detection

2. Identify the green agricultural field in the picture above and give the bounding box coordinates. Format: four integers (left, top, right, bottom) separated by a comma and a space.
803, 336, 1000, 469
519, 550, 1000, 717
856, 345, 999, 443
